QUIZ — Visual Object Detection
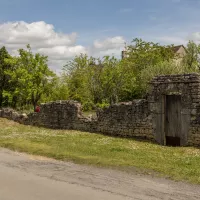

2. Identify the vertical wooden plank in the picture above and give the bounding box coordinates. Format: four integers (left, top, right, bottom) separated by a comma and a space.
154, 96, 165, 145
155, 113, 162, 144
165, 95, 181, 138
165, 95, 190, 146
176, 96, 182, 138
161, 95, 166, 145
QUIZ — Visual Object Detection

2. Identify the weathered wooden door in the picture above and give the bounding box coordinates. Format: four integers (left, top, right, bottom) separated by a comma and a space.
165, 95, 181, 146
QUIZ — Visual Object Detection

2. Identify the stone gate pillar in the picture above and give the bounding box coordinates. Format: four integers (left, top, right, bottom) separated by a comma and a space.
148, 73, 200, 146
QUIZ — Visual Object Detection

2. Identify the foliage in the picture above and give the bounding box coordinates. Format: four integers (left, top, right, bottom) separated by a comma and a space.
96, 101, 110, 109
61, 39, 200, 108
5, 45, 56, 110
0, 47, 13, 107
140, 60, 189, 92
42, 75, 70, 102
121, 38, 177, 97
63, 54, 126, 108
0, 38, 200, 111
63, 54, 94, 105
126, 38, 176, 70
82, 101, 95, 111
182, 40, 200, 71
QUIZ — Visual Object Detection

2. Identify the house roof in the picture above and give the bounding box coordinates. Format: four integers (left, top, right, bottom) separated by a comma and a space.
121, 44, 186, 59
171, 45, 186, 53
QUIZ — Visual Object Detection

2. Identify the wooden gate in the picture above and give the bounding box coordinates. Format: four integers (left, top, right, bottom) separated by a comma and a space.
165, 95, 181, 146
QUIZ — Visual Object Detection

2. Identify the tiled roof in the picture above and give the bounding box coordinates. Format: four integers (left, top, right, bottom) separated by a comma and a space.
171, 45, 185, 53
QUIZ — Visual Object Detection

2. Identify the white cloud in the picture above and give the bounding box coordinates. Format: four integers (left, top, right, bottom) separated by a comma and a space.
0, 21, 127, 70
0, 21, 77, 48
93, 36, 125, 50
38, 45, 87, 73
38, 45, 87, 60
1, 20, 197, 70
91, 36, 125, 58
0, 21, 87, 71
188, 32, 200, 43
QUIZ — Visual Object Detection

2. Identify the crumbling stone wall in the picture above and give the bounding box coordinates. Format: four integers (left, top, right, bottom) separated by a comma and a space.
95, 100, 152, 139
28, 101, 83, 129
1, 73, 200, 146
0, 100, 153, 140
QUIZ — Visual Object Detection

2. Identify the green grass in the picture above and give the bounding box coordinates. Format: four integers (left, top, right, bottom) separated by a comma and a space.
0, 118, 200, 184
82, 110, 97, 117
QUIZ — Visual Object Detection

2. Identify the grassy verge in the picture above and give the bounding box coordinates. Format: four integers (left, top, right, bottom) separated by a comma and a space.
0, 118, 200, 184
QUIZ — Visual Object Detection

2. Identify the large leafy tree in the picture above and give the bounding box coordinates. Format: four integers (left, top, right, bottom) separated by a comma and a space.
62, 38, 178, 108
0, 46, 13, 107
63, 54, 95, 106
93, 56, 123, 104
126, 38, 176, 69
6, 45, 55, 110
42, 75, 70, 102
182, 40, 200, 71
121, 38, 177, 97
62, 38, 200, 110
63, 54, 125, 107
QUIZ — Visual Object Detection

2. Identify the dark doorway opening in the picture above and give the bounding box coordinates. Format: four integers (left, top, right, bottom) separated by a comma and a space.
166, 136, 180, 147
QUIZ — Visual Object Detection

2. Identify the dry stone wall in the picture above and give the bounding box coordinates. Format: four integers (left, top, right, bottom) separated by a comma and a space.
95, 100, 152, 139
2, 73, 200, 146
0, 100, 153, 140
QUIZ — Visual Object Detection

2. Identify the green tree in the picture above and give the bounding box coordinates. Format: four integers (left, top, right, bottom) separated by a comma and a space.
122, 38, 177, 97
6, 45, 55, 110
63, 54, 95, 107
0, 46, 13, 107
140, 60, 188, 92
63, 55, 125, 107
42, 75, 70, 102
95, 56, 122, 104
62, 38, 189, 109
182, 40, 200, 71
126, 38, 176, 70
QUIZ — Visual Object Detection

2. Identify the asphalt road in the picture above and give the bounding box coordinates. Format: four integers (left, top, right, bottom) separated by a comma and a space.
0, 148, 200, 200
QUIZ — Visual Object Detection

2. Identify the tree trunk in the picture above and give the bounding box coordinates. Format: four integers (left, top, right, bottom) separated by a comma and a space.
33, 101, 37, 112
12, 96, 18, 109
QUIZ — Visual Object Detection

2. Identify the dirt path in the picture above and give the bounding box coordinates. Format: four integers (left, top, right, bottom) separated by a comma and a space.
0, 148, 199, 200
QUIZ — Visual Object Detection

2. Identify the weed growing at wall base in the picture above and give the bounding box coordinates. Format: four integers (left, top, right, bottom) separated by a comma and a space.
0, 118, 200, 184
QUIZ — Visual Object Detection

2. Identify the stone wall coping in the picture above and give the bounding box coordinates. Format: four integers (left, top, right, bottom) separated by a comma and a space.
150, 80, 200, 84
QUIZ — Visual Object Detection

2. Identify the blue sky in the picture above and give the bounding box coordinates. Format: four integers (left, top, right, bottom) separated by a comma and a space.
0, 0, 200, 70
